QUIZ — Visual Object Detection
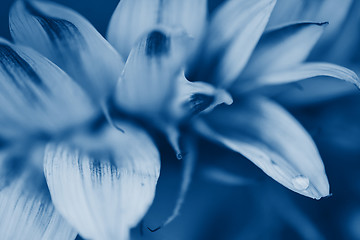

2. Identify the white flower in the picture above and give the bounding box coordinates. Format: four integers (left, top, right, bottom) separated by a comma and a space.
0, 0, 359, 239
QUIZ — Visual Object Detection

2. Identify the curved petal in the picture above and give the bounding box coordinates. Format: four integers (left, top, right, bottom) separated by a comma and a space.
268, 0, 352, 26
44, 122, 160, 240
138, 72, 232, 157
115, 29, 190, 117
0, 148, 77, 240
196, 0, 276, 87
0, 39, 95, 139
194, 97, 329, 199
238, 22, 327, 83
10, 0, 124, 101
169, 73, 233, 122
270, 77, 358, 106
267, 0, 352, 45
107, 0, 207, 59
239, 62, 360, 93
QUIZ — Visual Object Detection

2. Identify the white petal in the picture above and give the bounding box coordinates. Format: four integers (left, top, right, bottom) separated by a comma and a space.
151, 73, 232, 157
267, 0, 352, 47
196, 0, 276, 87
44, 122, 160, 240
0, 39, 96, 139
194, 97, 329, 199
10, 0, 124, 101
270, 77, 357, 106
115, 29, 190, 117
0, 149, 77, 240
237, 22, 327, 84
107, 0, 207, 58
240, 62, 360, 93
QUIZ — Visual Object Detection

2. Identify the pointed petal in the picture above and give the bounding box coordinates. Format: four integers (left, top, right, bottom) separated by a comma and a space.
44, 122, 160, 240
194, 97, 329, 199
169, 73, 233, 122
115, 29, 189, 116
197, 0, 276, 87
268, 0, 352, 44
0, 149, 77, 240
238, 22, 327, 82
0, 39, 95, 139
107, 0, 207, 58
10, 0, 124, 101
240, 62, 360, 93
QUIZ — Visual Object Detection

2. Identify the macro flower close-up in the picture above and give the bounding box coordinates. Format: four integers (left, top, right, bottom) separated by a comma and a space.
0, 0, 359, 239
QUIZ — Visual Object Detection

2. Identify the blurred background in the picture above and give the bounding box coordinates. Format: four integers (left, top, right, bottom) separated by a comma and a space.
1, 0, 360, 239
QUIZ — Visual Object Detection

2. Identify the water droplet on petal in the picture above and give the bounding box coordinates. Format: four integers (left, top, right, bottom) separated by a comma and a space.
292, 175, 310, 191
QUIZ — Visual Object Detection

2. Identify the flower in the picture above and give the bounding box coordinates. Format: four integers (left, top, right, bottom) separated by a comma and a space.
187, 0, 358, 199
0, 0, 359, 239
267, 0, 360, 154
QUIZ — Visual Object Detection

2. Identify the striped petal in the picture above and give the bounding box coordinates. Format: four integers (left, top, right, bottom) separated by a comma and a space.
10, 0, 124, 101
0, 148, 77, 240
115, 29, 189, 117
107, 0, 207, 59
44, 122, 160, 240
236, 22, 327, 88
194, 97, 329, 199
241, 62, 360, 93
196, 0, 276, 87
0, 39, 95, 140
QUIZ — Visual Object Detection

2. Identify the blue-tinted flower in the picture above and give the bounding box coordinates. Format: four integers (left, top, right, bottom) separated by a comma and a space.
265, 0, 360, 153
0, 0, 359, 239
265, 0, 358, 104
1, 1, 161, 239
189, 0, 358, 200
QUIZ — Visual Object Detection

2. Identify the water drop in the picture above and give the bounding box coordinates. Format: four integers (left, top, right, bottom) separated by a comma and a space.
292, 175, 310, 191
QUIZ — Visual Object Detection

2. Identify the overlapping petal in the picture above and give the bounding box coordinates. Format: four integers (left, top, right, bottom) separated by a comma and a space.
10, 0, 124, 101
44, 122, 160, 240
115, 29, 189, 116
0, 39, 95, 139
169, 73, 233, 122
195, 0, 276, 87
194, 97, 329, 199
237, 22, 327, 86
0, 148, 77, 240
268, 0, 352, 46
240, 62, 360, 93
107, 0, 207, 59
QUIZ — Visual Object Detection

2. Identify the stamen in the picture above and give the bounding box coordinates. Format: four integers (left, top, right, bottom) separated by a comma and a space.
148, 137, 196, 232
